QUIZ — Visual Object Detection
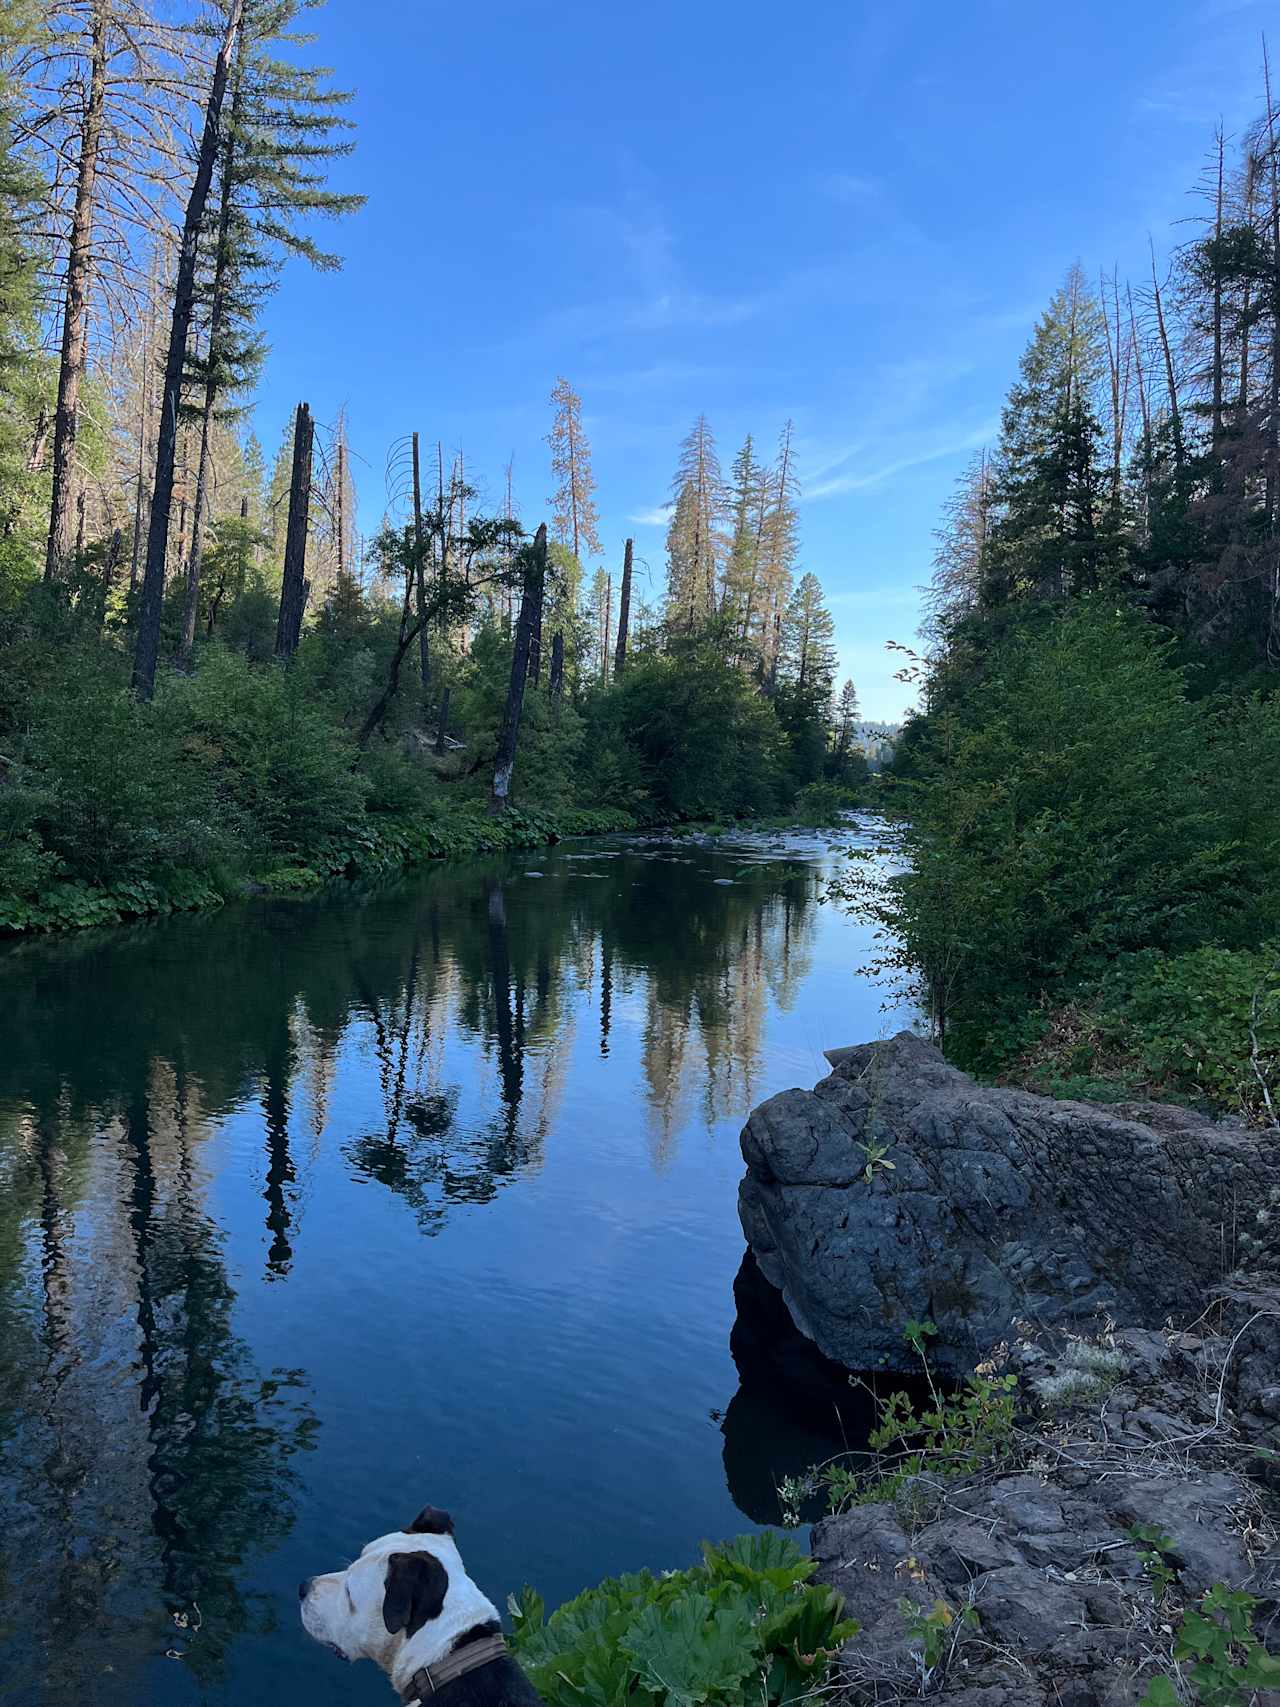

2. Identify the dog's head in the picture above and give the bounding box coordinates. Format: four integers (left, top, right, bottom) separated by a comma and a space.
299, 1506, 500, 1689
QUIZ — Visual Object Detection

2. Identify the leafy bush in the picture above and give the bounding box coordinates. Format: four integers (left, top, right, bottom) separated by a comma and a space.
22, 659, 225, 882
790, 781, 854, 826
780, 1323, 1018, 1531
1014, 946, 1280, 1119
509, 1533, 857, 1707
611, 645, 784, 820
163, 646, 367, 858
834, 602, 1253, 1072
1141, 1585, 1280, 1707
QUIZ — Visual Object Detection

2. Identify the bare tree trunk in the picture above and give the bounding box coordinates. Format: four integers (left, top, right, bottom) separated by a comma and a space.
132, 0, 246, 699
99, 526, 121, 629
411, 432, 429, 717
275, 401, 313, 658
45, 0, 108, 581
490, 524, 546, 814
1149, 240, 1185, 479
434, 687, 450, 756
601, 573, 612, 684
1211, 126, 1225, 458
549, 629, 564, 701
613, 536, 633, 677
1264, 45, 1280, 534
528, 554, 544, 686
180, 45, 244, 662
336, 434, 346, 579
1127, 282, 1154, 536
358, 568, 417, 746
26, 407, 50, 474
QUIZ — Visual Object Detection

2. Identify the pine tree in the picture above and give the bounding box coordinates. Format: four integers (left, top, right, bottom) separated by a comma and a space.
547, 376, 601, 564
664, 414, 723, 633
832, 678, 860, 759
924, 449, 992, 637
781, 571, 837, 696
134, 0, 247, 700
180, 0, 361, 656
723, 433, 766, 654
0, 9, 44, 549
983, 267, 1117, 605
756, 420, 799, 681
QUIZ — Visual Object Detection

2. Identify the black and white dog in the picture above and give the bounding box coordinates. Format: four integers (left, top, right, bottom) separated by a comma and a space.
299, 1506, 545, 1707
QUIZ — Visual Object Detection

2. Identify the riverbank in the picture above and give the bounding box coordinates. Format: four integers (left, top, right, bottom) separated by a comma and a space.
0, 795, 867, 938
736, 1034, 1280, 1703
0, 803, 642, 935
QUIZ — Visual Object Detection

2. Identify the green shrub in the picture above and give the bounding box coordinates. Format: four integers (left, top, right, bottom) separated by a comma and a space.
164, 647, 367, 858
834, 602, 1252, 1072
1014, 946, 1280, 1119
23, 660, 225, 882
790, 780, 854, 826
509, 1533, 857, 1707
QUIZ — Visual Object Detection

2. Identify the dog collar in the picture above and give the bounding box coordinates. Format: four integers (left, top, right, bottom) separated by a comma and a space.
401, 1633, 509, 1705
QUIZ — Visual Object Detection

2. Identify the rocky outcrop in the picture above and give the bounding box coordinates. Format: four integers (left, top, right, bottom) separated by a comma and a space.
737, 1032, 1279, 1376
809, 1309, 1280, 1705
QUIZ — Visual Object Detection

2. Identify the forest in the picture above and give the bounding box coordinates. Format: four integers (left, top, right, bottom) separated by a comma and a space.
0, 0, 864, 934
850, 60, 1280, 1117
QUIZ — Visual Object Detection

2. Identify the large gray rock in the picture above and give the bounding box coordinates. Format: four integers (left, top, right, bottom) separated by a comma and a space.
737, 1032, 1278, 1375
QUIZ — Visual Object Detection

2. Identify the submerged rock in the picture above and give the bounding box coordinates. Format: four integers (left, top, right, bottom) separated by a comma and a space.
737, 1031, 1279, 1376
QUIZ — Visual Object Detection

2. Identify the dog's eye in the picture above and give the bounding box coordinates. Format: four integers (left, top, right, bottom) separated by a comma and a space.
345, 1586, 356, 1611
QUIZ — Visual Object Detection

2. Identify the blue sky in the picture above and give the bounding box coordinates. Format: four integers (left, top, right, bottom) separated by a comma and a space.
251, 0, 1270, 721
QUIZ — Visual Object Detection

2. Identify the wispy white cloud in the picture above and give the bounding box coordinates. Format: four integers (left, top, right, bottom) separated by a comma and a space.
805, 421, 995, 500
628, 504, 670, 527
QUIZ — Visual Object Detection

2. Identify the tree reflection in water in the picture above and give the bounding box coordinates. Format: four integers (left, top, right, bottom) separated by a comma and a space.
0, 832, 832, 1695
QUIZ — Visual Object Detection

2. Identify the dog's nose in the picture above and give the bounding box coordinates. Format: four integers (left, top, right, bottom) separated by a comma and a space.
298, 1578, 313, 1602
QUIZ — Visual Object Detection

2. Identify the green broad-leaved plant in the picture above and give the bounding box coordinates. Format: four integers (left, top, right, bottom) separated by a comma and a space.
508, 1533, 858, 1707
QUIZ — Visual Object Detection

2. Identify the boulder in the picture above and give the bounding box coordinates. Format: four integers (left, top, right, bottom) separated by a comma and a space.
738, 1032, 1278, 1375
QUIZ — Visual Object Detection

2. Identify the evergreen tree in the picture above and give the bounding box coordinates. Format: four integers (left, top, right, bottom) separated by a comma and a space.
832, 678, 860, 759
755, 420, 799, 681
781, 571, 837, 697
983, 268, 1120, 605
0, 7, 44, 563
722, 433, 766, 659
547, 376, 602, 564
180, 0, 362, 655
664, 414, 723, 634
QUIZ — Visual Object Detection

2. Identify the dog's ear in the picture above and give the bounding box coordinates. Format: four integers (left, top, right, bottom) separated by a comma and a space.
406, 1505, 454, 1536
382, 1551, 449, 1639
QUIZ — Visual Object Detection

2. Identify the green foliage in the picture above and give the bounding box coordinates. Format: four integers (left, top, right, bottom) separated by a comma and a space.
1140, 1586, 1280, 1707
1015, 946, 1280, 1120
780, 1326, 1018, 1529
790, 780, 854, 825
162, 646, 368, 858
898, 1596, 976, 1676
1129, 1524, 1177, 1605
835, 601, 1255, 1072
610, 643, 785, 819
509, 1533, 858, 1707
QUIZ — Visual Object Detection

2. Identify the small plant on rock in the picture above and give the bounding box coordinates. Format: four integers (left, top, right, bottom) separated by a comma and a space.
780, 1324, 1019, 1527
899, 1595, 976, 1684
1140, 1585, 1280, 1707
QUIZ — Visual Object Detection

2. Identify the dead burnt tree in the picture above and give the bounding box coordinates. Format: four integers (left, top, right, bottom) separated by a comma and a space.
132, 0, 246, 699
613, 536, 633, 676
490, 524, 546, 815
44, 0, 108, 581
412, 432, 430, 714
275, 401, 314, 658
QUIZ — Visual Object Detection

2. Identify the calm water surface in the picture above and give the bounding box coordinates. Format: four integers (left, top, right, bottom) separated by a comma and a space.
0, 820, 910, 1706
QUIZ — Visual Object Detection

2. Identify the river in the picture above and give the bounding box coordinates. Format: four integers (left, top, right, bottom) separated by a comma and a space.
0, 818, 911, 1706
